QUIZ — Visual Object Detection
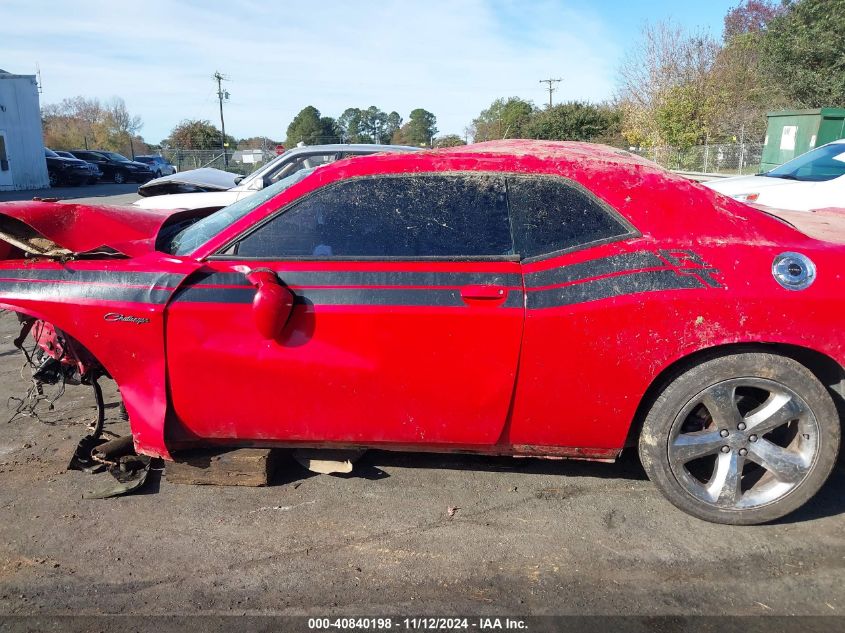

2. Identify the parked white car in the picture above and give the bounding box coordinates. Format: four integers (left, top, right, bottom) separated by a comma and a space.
134, 144, 419, 212
704, 139, 845, 211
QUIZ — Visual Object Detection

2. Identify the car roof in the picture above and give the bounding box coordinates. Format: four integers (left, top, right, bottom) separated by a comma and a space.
319, 140, 665, 181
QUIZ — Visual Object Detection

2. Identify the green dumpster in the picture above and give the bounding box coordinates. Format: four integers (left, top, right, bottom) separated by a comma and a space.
760, 108, 845, 171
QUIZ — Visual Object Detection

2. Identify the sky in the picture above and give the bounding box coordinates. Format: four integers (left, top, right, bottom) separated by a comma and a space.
0, 0, 740, 143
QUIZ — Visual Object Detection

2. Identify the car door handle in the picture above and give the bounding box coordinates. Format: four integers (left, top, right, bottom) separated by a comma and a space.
460, 285, 507, 301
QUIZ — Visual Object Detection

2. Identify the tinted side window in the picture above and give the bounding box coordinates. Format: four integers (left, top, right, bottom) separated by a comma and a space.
236, 175, 512, 258
507, 176, 632, 258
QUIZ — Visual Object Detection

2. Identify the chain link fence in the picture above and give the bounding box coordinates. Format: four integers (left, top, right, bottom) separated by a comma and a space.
159, 149, 274, 176
628, 142, 764, 176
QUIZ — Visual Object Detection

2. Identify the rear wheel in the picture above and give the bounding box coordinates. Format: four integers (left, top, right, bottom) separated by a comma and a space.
639, 353, 840, 524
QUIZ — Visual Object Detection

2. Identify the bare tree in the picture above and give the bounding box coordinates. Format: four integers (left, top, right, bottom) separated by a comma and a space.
616, 21, 719, 146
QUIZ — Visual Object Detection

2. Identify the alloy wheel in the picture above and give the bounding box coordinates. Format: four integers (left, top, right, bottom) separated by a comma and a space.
668, 378, 818, 510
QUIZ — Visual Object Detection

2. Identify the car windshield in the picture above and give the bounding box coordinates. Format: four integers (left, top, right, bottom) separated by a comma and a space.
166, 167, 317, 256
238, 150, 291, 186
45, 149, 59, 157
763, 143, 845, 182
103, 152, 131, 162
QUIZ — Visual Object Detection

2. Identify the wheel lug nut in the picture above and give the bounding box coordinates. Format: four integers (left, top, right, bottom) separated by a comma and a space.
749, 434, 758, 442
739, 448, 748, 456
720, 429, 729, 437
737, 422, 747, 431
721, 446, 730, 453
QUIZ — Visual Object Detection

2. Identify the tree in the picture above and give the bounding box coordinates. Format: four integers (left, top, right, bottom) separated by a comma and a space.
652, 85, 712, 148
616, 20, 719, 146
285, 106, 339, 146
385, 111, 403, 142
103, 98, 143, 154
338, 107, 402, 144
167, 119, 235, 150
707, 31, 787, 144
393, 108, 437, 146
525, 102, 622, 143
469, 97, 535, 142
41, 96, 146, 156
338, 108, 365, 142
433, 135, 467, 148
760, 0, 845, 107
724, 0, 784, 39
238, 136, 282, 150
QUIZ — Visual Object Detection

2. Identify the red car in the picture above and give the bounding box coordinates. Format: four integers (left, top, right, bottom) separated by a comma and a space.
0, 140, 841, 525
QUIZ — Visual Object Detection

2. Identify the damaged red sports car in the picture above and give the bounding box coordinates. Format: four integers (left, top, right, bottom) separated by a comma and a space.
0, 140, 842, 524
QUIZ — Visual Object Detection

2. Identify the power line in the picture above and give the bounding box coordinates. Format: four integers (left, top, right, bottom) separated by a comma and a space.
213, 71, 230, 167
539, 78, 562, 108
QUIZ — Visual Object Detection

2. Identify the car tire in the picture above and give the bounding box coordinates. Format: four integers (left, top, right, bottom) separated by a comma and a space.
48, 171, 58, 187
638, 352, 840, 525
113, 171, 126, 184
154, 169, 162, 178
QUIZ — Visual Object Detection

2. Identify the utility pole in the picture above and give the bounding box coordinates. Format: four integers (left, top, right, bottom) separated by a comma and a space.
539, 78, 562, 108
214, 71, 230, 167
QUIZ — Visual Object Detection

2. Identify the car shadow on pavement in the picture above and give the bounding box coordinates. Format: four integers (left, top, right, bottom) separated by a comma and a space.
772, 460, 845, 524
269, 448, 845, 523
331, 448, 648, 482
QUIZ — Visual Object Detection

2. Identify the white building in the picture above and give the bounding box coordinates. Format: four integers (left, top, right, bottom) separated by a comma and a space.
0, 69, 49, 190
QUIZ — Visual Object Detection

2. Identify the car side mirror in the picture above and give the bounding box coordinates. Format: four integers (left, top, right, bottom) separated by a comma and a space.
245, 268, 294, 339
248, 177, 264, 191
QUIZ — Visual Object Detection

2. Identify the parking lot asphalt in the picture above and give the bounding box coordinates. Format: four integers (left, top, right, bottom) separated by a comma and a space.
0, 183, 141, 206
0, 193, 844, 618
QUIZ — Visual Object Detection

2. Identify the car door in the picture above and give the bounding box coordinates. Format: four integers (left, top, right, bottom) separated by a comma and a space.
505, 175, 653, 451
164, 173, 525, 447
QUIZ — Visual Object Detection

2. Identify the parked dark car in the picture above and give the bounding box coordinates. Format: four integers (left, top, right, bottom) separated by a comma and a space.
54, 150, 101, 184
134, 155, 177, 178
68, 150, 154, 184
44, 149, 91, 187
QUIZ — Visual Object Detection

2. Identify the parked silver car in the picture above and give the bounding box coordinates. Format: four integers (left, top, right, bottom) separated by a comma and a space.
134, 155, 178, 178
134, 144, 421, 211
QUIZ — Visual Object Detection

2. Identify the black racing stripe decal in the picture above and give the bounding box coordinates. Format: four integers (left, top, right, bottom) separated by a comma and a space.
171, 286, 254, 304
0, 269, 183, 287
527, 270, 704, 309
525, 251, 664, 288
503, 290, 524, 309
0, 280, 172, 304
173, 285, 526, 308
192, 270, 522, 288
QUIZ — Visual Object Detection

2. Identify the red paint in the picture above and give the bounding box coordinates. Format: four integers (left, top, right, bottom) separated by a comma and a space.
0, 140, 842, 462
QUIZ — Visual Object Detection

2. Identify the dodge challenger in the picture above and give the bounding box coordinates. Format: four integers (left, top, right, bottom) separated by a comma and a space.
0, 140, 841, 525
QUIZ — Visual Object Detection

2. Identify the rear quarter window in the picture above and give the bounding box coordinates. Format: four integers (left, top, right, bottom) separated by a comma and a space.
507, 176, 634, 260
